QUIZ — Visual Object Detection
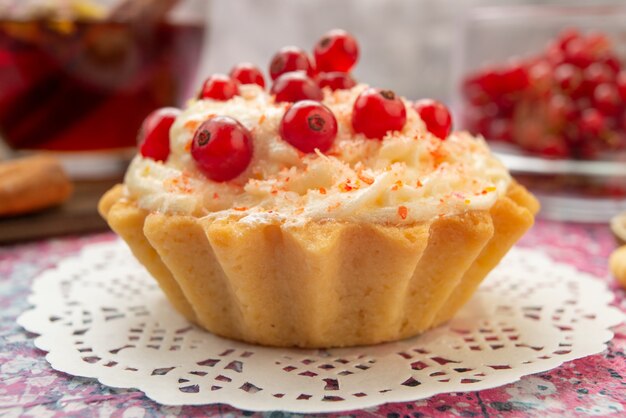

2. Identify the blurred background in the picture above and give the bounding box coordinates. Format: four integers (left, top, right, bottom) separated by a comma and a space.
1, 0, 626, 241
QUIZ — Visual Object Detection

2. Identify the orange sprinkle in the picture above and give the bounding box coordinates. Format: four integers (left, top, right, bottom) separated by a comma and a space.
184, 140, 192, 152
397, 206, 408, 220
358, 173, 375, 185
430, 141, 447, 167
234, 207, 248, 211
213, 192, 219, 199
258, 114, 266, 124
416, 180, 423, 187
338, 181, 353, 192
319, 187, 327, 195
391, 180, 403, 191
164, 175, 193, 194
184, 120, 200, 132
327, 202, 341, 212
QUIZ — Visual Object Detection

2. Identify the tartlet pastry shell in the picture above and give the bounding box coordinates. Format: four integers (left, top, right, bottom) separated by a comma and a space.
99, 183, 538, 348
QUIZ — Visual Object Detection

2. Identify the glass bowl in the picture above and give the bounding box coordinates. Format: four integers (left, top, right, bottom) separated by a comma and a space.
452, 4, 626, 222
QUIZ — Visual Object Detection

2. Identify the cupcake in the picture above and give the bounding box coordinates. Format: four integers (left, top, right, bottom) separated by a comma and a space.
99, 30, 539, 348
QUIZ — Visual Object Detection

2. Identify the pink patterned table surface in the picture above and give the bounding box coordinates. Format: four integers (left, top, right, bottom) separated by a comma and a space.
0, 220, 625, 417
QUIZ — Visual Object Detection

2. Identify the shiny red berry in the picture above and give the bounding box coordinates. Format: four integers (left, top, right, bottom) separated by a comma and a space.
138, 107, 180, 162
593, 83, 621, 116
556, 28, 581, 52
413, 99, 453, 139
313, 29, 359, 73
528, 60, 553, 93
229, 63, 265, 88
546, 94, 577, 127
191, 116, 253, 182
617, 71, 626, 101
581, 62, 614, 95
602, 54, 622, 74
554, 64, 582, 94
537, 135, 570, 159
578, 108, 605, 137
271, 71, 323, 103
563, 38, 593, 69
199, 74, 239, 101
279, 100, 337, 153
269, 47, 315, 80
498, 62, 530, 94
316, 72, 357, 91
352, 88, 406, 140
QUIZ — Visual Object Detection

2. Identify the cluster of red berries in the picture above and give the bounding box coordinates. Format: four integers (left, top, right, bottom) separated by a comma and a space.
462, 29, 626, 160
138, 30, 453, 182
198, 29, 359, 105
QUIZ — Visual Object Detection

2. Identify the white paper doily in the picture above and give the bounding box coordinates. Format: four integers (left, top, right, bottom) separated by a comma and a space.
18, 240, 624, 413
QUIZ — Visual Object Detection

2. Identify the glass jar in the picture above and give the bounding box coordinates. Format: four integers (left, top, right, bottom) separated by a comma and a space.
0, 0, 207, 178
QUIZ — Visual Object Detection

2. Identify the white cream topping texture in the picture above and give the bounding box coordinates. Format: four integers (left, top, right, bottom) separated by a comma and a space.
124, 84, 511, 225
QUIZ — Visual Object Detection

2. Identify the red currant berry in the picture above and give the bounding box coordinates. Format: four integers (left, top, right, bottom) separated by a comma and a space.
191, 116, 253, 182
271, 71, 323, 103
528, 60, 553, 93
585, 32, 611, 56
578, 108, 605, 137
269, 47, 315, 80
546, 43, 566, 67
316, 72, 357, 90
279, 100, 337, 153
537, 135, 570, 159
563, 38, 593, 69
593, 83, 621, 116
602, 54, 622, 74
498, 62, 530, 94
199, 74, 239, 101
556, 28, 581, 50
352, 88, 406, 139
554, 64, 583, 94
138, 107, 180, 162
229, 63, 265, 88
468, 69, 501, 98
546, 94, 577, 127
581, 62, 615, 96
413, 99, 453, 139
313, 29, 359, 73
617, 71, 626, 101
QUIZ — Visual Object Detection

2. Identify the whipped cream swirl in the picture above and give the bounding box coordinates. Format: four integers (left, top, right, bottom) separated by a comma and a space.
124, 84, 511, 224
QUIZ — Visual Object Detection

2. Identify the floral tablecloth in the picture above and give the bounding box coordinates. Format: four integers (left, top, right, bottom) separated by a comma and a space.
1, 220, 625, 417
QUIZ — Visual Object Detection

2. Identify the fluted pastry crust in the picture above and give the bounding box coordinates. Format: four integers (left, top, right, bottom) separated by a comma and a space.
99, 182, 538, 348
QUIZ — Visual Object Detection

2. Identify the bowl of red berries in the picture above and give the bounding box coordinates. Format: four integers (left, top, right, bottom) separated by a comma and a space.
454, 5, 626, 222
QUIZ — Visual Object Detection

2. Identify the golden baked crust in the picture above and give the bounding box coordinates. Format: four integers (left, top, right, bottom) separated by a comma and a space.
99, 182, 538, 347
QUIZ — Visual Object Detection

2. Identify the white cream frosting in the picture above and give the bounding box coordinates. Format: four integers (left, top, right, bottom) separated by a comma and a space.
124, 84, 511, 225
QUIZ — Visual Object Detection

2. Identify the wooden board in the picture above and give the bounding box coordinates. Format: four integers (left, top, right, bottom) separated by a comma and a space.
0, 178, 121, 244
